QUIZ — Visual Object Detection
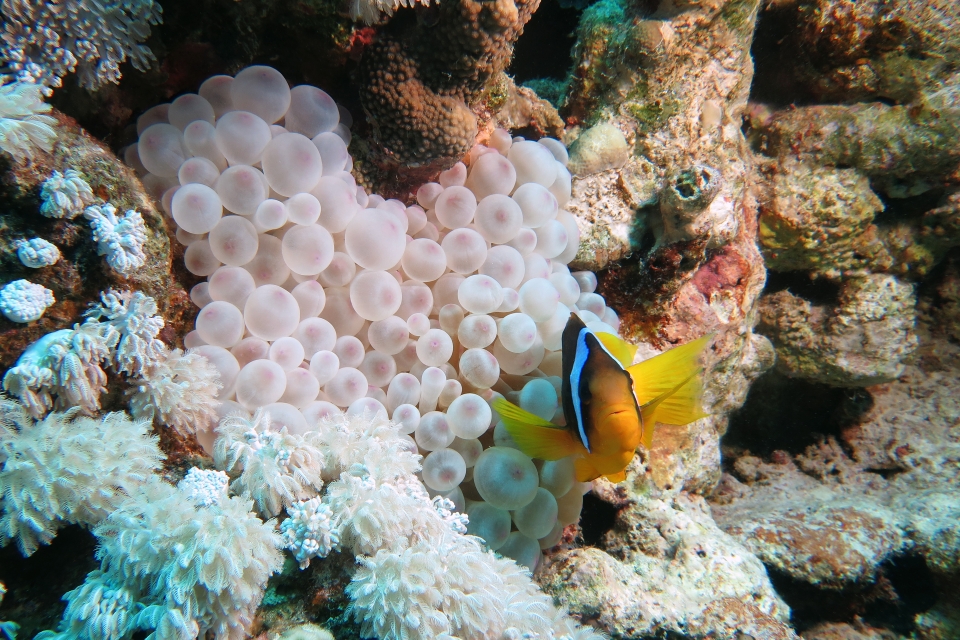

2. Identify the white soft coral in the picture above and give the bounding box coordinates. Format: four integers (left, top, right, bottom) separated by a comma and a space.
83, 203, 148, 277
0, 279, 54, 322
129, 348, 222, 435
0, 395, 163, 556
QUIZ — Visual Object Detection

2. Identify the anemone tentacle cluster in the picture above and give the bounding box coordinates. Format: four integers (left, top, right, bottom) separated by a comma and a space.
128, 64, 620, 572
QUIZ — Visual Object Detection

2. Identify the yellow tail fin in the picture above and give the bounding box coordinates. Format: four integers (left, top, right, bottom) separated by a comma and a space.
594, 332, 638, 368
492, 398, 583, 461
628, 335, 711, 405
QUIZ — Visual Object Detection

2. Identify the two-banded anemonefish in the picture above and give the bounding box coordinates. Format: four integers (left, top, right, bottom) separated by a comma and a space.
492, 314, 710, 483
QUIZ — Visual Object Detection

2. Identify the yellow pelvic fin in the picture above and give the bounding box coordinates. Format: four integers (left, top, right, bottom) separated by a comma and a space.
604, 469, 628, 483
492, 398, 583, 461
594, 332, 638, 369
628, 334, 711, 403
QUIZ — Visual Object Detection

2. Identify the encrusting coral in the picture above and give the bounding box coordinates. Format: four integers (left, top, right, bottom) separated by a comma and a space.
0, 395, 163, 557
357, 0, 540, 180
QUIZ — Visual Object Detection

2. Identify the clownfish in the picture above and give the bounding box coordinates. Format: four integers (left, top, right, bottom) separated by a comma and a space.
492, 314, 710, 483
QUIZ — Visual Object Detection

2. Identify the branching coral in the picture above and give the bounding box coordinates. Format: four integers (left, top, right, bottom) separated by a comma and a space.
0, 0, 162, 92
39, 169, 96, 219
0, 80, 56, 161
128, 348, 222, 436
41, 470, 283, 640
0, 395, 163, 556
214, 409, 326, 518
83, 203, 148, 277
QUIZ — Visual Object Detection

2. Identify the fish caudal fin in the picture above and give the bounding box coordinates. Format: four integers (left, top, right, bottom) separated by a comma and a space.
630, 335, 712, 449
594, 331, 638, 368
492, 398, 583, 461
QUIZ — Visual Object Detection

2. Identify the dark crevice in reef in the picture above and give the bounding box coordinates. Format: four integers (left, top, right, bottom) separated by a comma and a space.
722, 369, 872, 461
746, 1, 819, 108
872, 186, 945, 225
509, 0, 582, 84
767, 554, 937, 634
762, 270, 842, 306
0, 526, 99, 638
578, 492, 619, 546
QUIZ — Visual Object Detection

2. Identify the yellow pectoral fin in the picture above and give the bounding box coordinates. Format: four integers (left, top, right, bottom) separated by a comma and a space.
493, 398, 583, 461
594, 332, 638, 368
628, 334, 712, 405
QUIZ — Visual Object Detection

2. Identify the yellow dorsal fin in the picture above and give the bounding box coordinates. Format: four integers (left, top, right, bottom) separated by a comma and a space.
594, 332, 638, 368
492, 398, 583, 461
628, 335, 712, 405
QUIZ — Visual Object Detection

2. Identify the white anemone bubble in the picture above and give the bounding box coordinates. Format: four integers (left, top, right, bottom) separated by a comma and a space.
534, 220, 568, 259
345, 208, 406, 271
215, 111, 272, 165
416, 328, 453, 366
231, 65, 292, 124
282, 224, 334, 276
183, 120, 226, 170
334, 335, 365, 368
284, 193, 322, 226
309, 350, 340, 386
387, 373, 421, 411
434, 186, 477, 229
312, 132, 348, 175
168, 93, 215, 130
458, 275, 503, 315
493, 335, 544, 375
416, 411, 455, 451
295, 317, 337, 358
291, 280, 326, 319
368, 316, 409, 355
447, 393, 492, 439
512, 182, 559, 229
441, 228, 487, 274
401, 238, 447, 283
198, 75, 234, 117
262, 132, 323, 196
280, 368, 321, 408
263, 403, 309, 434
398, 280, 435, 319
474, 194, 523, 244
313, 176, 358, 233
318, 252, 356, 288
319, 286, 365, 337
465, 152, 517, 199
195, 300, 244, 347
359, 350, 397, 387
518, 278, 559, 322
392, 404, 420, 434
422, 449, 466, 492
178, 156, 220, 187
346, 397, 388, 420
350, 270, 402, 321
302, 400, 341, 428
479, 245, 525, 290
244, 234, 290, 286
416, 182, 443, 209
474, 447, 539, 510
458, 348, 499, 389
269, 336, 307, 370
172, 183, 222, 234
508, 140, 558, 188
216, 165, 267, 215
458, 314, 497, 349
184, 240, 221, 276
209, 215, 259, 266
285, 85, 339, 137
244, 284, 300, 340
235, 359, 287, 409
232, 336, 269, 367
324, 367, 368, 407
138, 123, 186, 178
498, 313, 538, 353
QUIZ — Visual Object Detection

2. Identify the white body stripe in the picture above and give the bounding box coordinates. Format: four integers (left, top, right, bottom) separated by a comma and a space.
571, 328, 591, 451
